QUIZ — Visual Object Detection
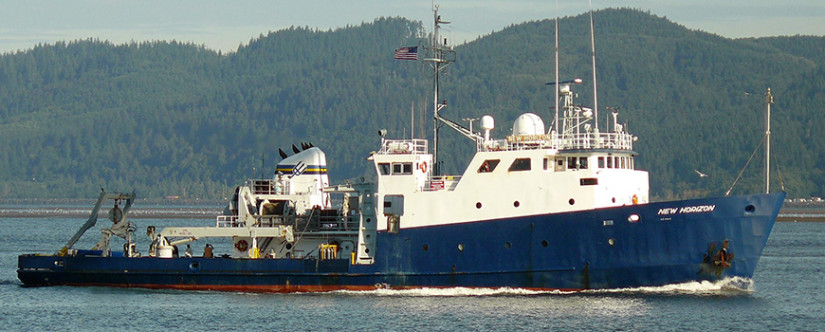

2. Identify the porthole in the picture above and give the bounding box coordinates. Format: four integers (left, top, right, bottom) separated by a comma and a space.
422, 244, 429, 251
476, 202, 482, 209
366, 234, 371, 239
745, 205, 755, 213
285, 243, 293, 250
189, 261, 200, 272
458, 243, 465, 252
504, 242, 512, 249
513, 201, 520, 208
541, 240, 549, 247
568, 198, 575, 205
366, 218, 371, 223
365, 248, 370, 253
608, 238, 615, 246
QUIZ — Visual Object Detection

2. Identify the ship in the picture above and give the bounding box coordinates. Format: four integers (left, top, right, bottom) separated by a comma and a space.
18, 6, 784, 292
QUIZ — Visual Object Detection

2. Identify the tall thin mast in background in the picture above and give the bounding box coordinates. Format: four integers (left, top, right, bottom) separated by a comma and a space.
765, 88, 773, 194
411, 101, 415, 139
554, 0, 560, 136
588, 0, 599, 131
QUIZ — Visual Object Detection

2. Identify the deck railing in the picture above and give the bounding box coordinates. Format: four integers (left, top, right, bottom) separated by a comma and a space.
250, 179, 289, 195
495, 132, 635, 151
216, 212, 359, 233
558, 132, 635, 150
379, 139, 428, 155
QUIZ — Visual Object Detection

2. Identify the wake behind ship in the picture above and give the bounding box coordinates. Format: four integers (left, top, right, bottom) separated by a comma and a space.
18, 6, 784, 292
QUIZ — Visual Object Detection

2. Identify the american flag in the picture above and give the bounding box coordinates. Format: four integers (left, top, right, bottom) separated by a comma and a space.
394, 46, 418, 60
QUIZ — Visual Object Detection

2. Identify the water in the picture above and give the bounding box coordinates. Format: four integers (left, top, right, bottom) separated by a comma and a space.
2, 216, 823, 330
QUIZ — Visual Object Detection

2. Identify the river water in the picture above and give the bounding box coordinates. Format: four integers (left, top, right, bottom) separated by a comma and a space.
1, 216, 823, 330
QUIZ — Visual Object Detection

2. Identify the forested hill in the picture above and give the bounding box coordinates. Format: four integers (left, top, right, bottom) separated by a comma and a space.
0, 8, 823, 200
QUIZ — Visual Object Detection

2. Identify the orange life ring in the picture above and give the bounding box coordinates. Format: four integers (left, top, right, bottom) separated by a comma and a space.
420, 161, 428, 173
235, 239, 249, 252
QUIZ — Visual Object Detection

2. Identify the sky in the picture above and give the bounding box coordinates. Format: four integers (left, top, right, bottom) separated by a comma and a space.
1, 0, 824, 55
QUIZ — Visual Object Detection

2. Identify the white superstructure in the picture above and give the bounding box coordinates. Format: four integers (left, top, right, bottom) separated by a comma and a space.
371, 78, 648, 232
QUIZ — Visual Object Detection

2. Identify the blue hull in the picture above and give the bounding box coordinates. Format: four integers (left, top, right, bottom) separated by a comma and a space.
18, 193, 784, 292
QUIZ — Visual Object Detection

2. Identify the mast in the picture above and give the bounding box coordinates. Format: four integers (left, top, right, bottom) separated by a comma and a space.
765, 88, 773, 194
411, 101, 415, 139
588, 0, 599, 131
423, 4, 455, 175
554, 0, 560, 136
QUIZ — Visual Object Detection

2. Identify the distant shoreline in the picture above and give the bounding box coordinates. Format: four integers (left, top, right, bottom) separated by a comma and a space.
0, 198, 225, 205
1, 206, 822, 222
0, 207, 222, 219
776, 208, 825, 222
776, 216, 825, 222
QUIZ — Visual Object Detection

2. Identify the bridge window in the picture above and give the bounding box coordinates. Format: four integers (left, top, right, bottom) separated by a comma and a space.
392, 162, 413, 175
379, 163, 390, 175
598, 156, 605, 168
607, 156, 613, 168
478, 159, 500, 173
579, 157, 588, 169
509, 158, 531, 172
565, 156, 588, 169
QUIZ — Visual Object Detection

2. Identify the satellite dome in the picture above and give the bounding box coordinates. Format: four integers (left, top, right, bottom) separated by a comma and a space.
512, 113, 545, 136
481, 115, 495, 131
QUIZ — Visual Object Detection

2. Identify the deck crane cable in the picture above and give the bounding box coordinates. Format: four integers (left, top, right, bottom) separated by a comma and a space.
772, 152, 787, 192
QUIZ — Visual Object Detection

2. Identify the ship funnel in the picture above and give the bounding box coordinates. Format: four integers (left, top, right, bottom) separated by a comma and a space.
274, 147, 330, 208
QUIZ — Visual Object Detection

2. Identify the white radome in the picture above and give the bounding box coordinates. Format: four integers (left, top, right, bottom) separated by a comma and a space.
512, 113, 545, 136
